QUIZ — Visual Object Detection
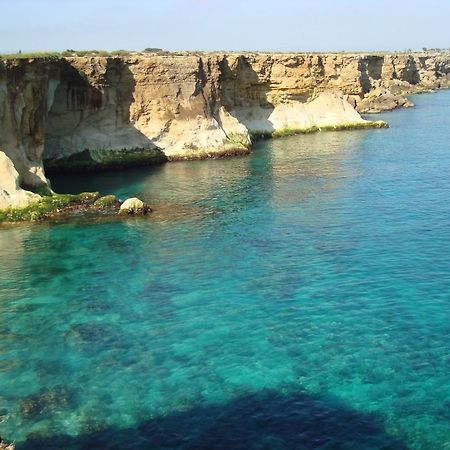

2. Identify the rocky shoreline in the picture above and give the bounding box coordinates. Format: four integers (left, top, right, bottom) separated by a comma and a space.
0, 192, 151, 224
1, 52, 449, 214
0, 440, 13, 450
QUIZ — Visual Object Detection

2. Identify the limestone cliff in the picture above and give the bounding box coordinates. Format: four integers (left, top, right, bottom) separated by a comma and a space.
0, 59, 58, 191
0, 151, 39, 209
1, 52, 449, 209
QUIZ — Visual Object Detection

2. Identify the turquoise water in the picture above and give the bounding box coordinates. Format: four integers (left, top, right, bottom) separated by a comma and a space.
1, 92, 450, 449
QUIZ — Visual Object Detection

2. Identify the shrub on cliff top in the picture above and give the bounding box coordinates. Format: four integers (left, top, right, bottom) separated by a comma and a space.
0, 51, 61, 59
143, 48, 163, 53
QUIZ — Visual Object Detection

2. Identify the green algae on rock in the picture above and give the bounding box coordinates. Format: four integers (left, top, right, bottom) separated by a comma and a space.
271, 120, 388, 138
93, 195, 119, 208
251, 120, 388, 140
167, 145, 251, 162
44, 148, 168, 173
0, 192, 154, 224
0, 192, 101, 223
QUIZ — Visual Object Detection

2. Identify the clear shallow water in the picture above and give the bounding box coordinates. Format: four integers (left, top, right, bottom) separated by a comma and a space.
1, 92, 450, 449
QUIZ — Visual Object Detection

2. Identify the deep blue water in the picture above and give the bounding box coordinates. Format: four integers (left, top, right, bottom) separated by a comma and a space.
1, 92, 450, 449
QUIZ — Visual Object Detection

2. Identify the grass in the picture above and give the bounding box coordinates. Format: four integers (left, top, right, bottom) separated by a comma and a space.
0, 192, 99, 223
0, 49, 168, 60
0, 50, 112, 59
0, 51, 62, 59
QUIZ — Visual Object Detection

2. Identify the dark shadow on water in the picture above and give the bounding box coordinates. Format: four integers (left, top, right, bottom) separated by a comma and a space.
18, 390, 407, 450
48, 163, 167, 195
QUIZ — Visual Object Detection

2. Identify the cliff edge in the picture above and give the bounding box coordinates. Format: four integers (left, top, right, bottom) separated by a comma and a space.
1, 52, 449, 209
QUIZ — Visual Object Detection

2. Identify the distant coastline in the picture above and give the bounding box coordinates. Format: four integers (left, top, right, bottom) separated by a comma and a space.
1, 51, 449, 216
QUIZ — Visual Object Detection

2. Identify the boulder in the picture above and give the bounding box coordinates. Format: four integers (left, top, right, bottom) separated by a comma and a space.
119, 197, 151, 215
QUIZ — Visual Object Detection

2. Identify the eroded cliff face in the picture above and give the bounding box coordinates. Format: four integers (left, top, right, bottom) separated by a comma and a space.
0, 151, 40, 209
1, 52, 449, 208
0, 59, 59, 191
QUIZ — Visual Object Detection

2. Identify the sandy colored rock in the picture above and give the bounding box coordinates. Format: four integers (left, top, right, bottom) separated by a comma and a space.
0, 59, 57, 191
0, 151, 40, 209
119, 197, 149, 215
1, 52, 450, 208
0, 440, 14, 450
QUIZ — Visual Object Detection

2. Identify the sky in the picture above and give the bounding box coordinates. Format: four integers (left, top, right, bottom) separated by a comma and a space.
1, 0, 449, 53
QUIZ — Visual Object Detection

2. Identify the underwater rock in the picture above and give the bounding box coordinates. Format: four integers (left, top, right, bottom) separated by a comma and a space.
19, 385, 72, 419
65, 322, 118, 348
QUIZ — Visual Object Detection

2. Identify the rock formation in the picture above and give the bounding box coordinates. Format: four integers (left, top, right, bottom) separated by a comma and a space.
0, 151, 40, 209
119, 197, 151, 215
1, 52, 449, 209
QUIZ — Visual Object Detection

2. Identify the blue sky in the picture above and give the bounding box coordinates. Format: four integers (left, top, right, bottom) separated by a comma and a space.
1, 0, 449, 53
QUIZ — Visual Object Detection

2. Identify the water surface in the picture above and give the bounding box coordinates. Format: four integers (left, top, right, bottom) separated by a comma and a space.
1, 92, 450, 449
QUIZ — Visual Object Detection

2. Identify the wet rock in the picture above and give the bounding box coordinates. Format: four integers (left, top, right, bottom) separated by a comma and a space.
119, 197, 151, 215
0, 437, 14, 450
93, 195, 119, 208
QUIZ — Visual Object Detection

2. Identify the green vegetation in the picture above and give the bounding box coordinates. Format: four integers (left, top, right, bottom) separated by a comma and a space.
30, 185, 54, 196
143, 48, 163, 53
0, 51, 61, 59
174, 135, 251, 161
319, 121, 389, 130
252, 120, 388, 140
271, 126, 320, 138
94, 195, 118, 208
45, 148, 168, 173
0, 48, 167, 60
170, 143, 250, 161
226, 132, 251, 148
0, 192, 99, 223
